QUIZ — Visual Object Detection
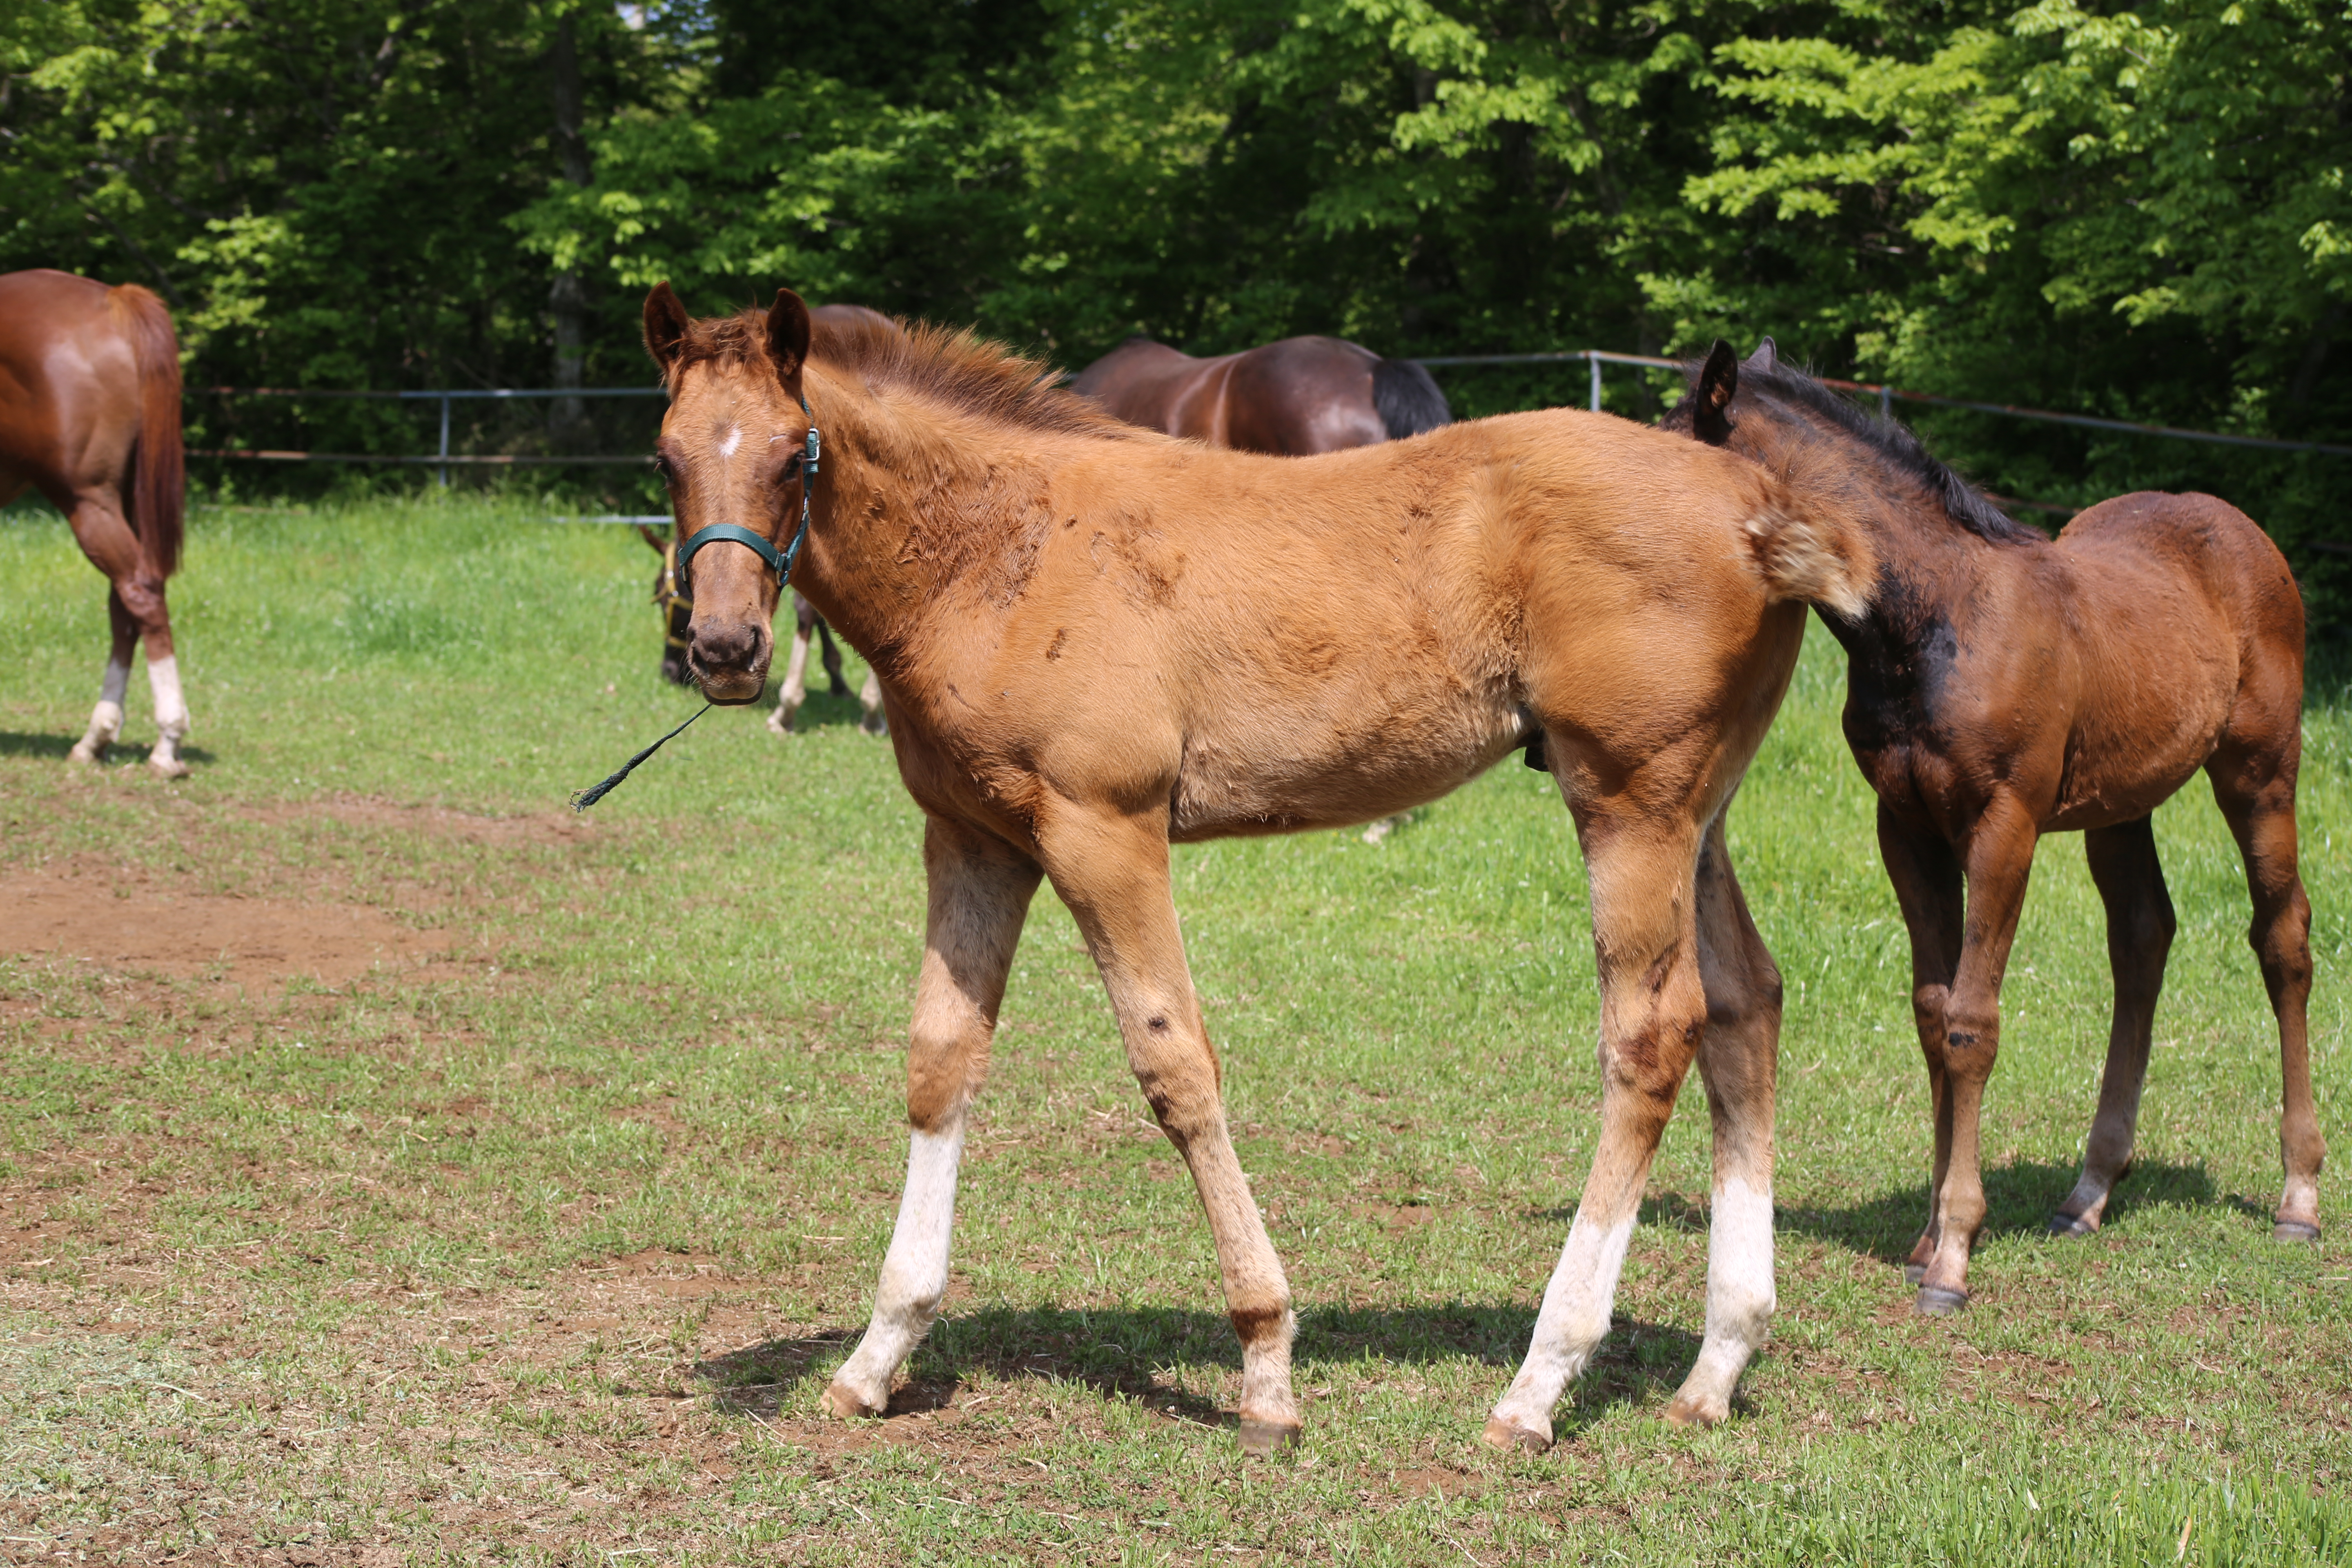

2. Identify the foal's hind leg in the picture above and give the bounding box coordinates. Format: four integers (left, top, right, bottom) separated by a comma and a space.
2209, 751, 2322, 1240
1486, 804, 1711, 1451
825, 818, 1041, 1418
858, 669, 887, 736
1663, 812, 1783, 1428
815, 616, 852, 698
1036, 803, 1300, 1454
64, 488, 187, 776
2053, 817, 2174, 1236
1876, 808, 1963, 1284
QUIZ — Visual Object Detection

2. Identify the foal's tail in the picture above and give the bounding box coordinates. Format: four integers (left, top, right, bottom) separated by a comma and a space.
1743, 470, 1877, 620
111, 283, 185, 579
1372, 356, 1452, 439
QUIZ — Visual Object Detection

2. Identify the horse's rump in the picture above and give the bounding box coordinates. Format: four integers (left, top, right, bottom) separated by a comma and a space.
109, 283, 184, 578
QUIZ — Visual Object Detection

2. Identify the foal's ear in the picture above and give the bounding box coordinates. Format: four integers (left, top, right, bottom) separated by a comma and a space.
644, 283, 691, 374
766, 287, 813, 383
636, 523, 667, 554
1742, 336, 1778, 372
1693, 339, 1739, 444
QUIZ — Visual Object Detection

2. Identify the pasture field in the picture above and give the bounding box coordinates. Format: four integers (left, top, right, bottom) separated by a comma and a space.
0, 493, 2348, 1566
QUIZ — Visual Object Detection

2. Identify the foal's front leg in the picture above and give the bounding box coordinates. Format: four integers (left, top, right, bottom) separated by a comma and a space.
825, 818, 1041, 1417
767, 596, 818, 736
1038, 804, 1301, 1454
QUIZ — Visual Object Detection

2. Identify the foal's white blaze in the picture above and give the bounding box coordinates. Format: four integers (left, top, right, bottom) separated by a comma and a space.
1673, 1173, 1775, 1421
828, 1121, 966, 1414
1488, 1209, 1637, 1437
716, 425, 742, 459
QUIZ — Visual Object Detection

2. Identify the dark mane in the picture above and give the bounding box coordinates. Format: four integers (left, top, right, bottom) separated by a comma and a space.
670, 306, 1142, 440
1737, 360, 2042, 545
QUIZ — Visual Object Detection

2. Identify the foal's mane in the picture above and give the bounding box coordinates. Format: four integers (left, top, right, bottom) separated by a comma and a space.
673, 306, 1145, 441
1735, 360, 2041, 546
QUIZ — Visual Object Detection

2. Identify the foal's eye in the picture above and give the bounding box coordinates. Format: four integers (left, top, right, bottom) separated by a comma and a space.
779, 453, 804, 483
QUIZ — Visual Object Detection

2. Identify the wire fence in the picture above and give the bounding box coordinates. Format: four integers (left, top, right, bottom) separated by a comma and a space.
186, 356, 2350, 523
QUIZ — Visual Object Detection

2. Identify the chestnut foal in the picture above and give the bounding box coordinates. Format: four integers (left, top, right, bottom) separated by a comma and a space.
646, 285, 1876, 1451
1670, 342, 2319, 1315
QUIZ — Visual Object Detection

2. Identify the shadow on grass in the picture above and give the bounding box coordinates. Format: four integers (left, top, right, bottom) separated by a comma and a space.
1777, 1157, 2220, 1265
0, 732, 220, 767
778, 686, 888, 735
692, 1300, 1708, 1433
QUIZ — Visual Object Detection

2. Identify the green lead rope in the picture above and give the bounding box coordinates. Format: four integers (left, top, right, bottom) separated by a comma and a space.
570, 702, 711, 812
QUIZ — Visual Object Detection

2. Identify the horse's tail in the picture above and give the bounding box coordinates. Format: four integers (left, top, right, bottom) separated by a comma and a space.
111, 283, 185, 578
1372, 356, 1452, 439
1743, 469, 1877, 620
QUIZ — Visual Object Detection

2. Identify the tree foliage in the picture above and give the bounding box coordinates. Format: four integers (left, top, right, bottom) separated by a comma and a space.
3, 0, 2346, 610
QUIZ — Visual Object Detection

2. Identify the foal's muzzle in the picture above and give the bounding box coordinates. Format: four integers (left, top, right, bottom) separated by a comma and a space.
687, 620, 771, 704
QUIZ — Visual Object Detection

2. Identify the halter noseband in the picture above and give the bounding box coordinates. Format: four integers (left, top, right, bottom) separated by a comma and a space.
673, 390, 820, 592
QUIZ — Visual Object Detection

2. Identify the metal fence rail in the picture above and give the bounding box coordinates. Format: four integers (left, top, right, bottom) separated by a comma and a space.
192, 384, 665, 485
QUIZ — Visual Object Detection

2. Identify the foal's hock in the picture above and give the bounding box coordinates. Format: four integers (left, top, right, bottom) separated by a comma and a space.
643, 283, 1875, 1452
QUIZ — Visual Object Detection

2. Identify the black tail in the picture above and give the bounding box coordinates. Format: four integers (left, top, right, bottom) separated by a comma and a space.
1372, 356, 1451, 439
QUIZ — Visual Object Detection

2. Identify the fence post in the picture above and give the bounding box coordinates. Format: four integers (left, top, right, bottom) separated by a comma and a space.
1879, 385, 1892, 419
1588, 354, 1601, 413
437, 395, 451, 488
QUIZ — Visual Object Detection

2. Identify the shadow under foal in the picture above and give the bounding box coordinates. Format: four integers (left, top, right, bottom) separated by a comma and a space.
1668, 341, 2319, 1315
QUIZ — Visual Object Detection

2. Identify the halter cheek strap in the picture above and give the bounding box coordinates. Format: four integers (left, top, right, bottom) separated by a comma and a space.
674, 390, 820, 589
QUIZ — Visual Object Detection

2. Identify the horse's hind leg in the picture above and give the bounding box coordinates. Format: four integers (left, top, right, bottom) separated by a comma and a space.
1486, 798, 1711, 1452
816, 616, 851, 698
67, 587, 136, 766
2208, 748, 2321, 1240
858, 668, 887, 736
826, 817, 1041, 1418
767, 596, 817, 736
2054, 817, 2174, 1236
1663, 811, 1783, 1428
1037, 803, 1300, 1454
1877, 808, 1963, 1285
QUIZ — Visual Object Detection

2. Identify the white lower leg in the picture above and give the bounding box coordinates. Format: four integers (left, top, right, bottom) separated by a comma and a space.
1667, 1174, 1775, 1424
768, 626, 813, 735
826, 1122, 966, 1415
858, 669, 886, 734
1488, 1207, 1636, 1441
69, 656, 131, 764
146, 654, 189, 772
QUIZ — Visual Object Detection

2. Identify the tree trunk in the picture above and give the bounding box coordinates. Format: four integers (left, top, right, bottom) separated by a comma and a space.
548, 12, 593, 450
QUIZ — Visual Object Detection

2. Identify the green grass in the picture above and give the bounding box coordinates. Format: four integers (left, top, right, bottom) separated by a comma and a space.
0, 493, 2347, 1565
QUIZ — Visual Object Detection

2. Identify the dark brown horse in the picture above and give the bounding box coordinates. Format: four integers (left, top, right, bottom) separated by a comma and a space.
0, 269, 190, 775
1070, 334, 1450, 454
1668, 340, 2318, 1315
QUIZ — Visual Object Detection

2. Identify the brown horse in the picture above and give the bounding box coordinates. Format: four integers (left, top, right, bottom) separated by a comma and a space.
1070, 333, 1451, 454
1668, 341, 2319, 1315
643, 283, 1877, 1453
0, 269, 190, 775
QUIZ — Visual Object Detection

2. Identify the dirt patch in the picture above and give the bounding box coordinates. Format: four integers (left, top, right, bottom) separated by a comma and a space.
246, 794, 598, 849
0, 859, 461, 984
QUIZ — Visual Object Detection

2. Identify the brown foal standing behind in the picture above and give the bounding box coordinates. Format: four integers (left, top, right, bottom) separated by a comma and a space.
1070, 333, 1451, 454
644, 285, 1879, 1452
0, 269, 192, 775
1668, 341, 2319, 1316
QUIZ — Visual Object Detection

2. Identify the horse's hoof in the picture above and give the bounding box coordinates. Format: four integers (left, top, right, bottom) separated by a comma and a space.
2274, 1219, 2321, 1244
860, 716, 887, 737
149, 757, 191, 780
1480, 1416, 1551, 1454
1913, 1286, 1969, 1317
821, 1379, 886, 1420
1237, 1417, 1301, 1457
1662, 1391, 1726, 1429
1901, 1262, 1927, 1285
2048, 1211, 2098, 1238
67, 744, 105, 768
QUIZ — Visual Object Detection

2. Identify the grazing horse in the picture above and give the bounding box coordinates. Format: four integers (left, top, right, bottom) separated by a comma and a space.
636, 523, 882, 732
0, 269, 191, 775
1070, 334, 1451, 454
1667, 341, 2319, 1315
644, 284, 1880, 1452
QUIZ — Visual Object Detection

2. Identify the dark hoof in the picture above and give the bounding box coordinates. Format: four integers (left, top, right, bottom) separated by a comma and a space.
1913, 1286, 1969, 1317
1237, 1417, 1301, 1457
1480, 1416, 1551, 1454
1901, 1262, 1927, 1285
2274, 1219, 2322, 1244
2048, 1211, 2098, 1238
